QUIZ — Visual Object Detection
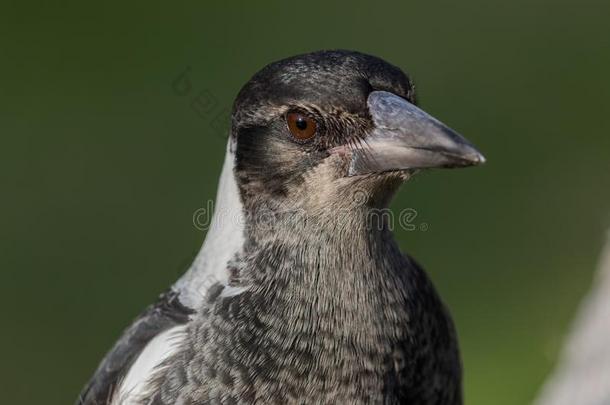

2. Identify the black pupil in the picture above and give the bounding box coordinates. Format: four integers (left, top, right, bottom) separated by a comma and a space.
295, 117, 308, 130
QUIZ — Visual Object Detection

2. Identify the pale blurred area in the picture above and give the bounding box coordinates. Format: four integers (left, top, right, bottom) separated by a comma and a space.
536, 230, 610, 405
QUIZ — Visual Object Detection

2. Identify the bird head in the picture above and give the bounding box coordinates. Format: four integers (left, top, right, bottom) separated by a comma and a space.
231, 50, 484, 217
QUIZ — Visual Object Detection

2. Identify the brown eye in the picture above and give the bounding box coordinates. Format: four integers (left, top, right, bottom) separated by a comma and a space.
286, 112, 317, 141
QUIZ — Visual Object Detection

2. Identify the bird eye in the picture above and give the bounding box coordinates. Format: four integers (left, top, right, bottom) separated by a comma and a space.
286, 112, 317, 141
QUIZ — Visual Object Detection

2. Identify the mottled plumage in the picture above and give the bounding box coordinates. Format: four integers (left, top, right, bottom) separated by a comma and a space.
146, 209, 461, 404
78, 290, 193, 404
78, 50, 484, 405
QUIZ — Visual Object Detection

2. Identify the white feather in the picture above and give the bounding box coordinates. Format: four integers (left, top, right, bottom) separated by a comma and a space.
220, 284, 250, 298
114, 138, 246, 403
115, 325, 186, 404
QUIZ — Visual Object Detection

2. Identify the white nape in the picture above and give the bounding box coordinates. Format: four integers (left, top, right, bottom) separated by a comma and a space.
114, 138, 246, 404
174, 137, 246, 310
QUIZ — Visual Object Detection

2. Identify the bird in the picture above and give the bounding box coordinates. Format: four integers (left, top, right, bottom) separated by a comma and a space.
77, 49, 485, 405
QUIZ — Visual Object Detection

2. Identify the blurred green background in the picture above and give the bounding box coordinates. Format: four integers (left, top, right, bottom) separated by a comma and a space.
2, 1, 609, 404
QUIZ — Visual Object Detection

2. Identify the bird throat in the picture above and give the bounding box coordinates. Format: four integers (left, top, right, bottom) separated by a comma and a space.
198, 209, 418, 403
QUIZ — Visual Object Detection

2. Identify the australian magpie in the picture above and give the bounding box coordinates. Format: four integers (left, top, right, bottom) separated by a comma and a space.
78, 49, 485, 405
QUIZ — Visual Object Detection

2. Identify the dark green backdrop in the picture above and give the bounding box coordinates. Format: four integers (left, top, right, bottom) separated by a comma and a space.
2, 1, 609, 404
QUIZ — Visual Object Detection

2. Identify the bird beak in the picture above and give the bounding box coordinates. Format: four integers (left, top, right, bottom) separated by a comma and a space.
347, 91, 485, 176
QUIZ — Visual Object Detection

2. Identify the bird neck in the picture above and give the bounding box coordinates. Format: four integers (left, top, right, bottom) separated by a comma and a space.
220, 204, 420, 369
200, 205, 443, 403
239, 170, 409, 290
239, 204, 411, 308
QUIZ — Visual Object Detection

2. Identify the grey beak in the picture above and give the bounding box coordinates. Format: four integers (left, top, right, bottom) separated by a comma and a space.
348, 91, 485, 176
